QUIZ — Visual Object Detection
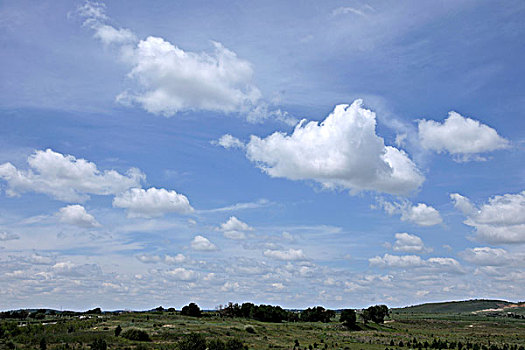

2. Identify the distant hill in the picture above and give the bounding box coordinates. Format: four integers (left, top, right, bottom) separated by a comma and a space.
394, 299, 520, 314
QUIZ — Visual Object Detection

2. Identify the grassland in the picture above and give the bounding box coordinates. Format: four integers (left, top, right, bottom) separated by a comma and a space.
1, 305, 524, 350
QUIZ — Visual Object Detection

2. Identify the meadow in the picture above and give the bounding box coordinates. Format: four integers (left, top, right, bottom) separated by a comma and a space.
1, 301, 524, 350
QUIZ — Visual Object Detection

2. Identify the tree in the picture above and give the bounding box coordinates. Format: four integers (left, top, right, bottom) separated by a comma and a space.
361, 305, 389, 324
86, 307, 102, 314
301, 306, 335, 323
181, 302, 202, 317
340, 309, 357, 328
177, 333, 206, 350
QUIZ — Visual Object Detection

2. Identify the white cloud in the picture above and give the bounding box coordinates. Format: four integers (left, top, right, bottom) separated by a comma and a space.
190, 235, 217, 251
93, 24, 136, 46
393, 233, 431, 253
460, 247, 510, 266
271, 282, 285, 290
369, 254, 425, 268
450, 193, 476, 215
451, 191, 525, 243
418, 112, 509, 161
112, 187, 193, 218
52, 261, 102, 278
0, 232, 20, 241
165, 254, 186, 264
136, 253, 186, 264
214, 134, 245, 149
118, 37, 261, 116
0, 149, 144, 202
369, 254, 463, 273
220, 281, 240, 292
57, 205, 101, 228
380, 200, 442, 226
263, 248, 306, 261
165, 267, 196, 281
136, 254, 162, 264
218, 216, 253, 240
245, 100, 424, 196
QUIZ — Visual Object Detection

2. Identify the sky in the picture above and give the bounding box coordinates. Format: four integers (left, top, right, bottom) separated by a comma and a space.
0, 0, 524, 311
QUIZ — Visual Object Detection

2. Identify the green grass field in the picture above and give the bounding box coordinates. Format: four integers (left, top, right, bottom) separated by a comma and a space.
1, 305, 524, 350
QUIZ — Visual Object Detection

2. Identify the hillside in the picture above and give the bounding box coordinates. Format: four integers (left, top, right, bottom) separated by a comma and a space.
394, 299, 517, 314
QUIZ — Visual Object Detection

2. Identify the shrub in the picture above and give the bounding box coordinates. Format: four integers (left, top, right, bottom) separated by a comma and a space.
90, 339, 107, 350
208, 338, 226, 350
178, 332, 206, 350
121, 328, 151, 342
226, 338, 246, 350
244, 325, 256, 334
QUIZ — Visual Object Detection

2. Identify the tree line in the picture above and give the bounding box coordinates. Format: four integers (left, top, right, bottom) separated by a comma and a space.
180, 301, 389, 326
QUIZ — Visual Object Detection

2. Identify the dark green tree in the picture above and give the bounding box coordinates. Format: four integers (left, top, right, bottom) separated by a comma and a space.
114, 324, 122, 337
340, 309, 357, 328
181, 302, 202, 317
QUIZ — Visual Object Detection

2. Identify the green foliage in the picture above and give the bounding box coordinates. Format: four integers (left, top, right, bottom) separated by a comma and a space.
40, 337, 47, 350
208, 338, 226, 350
177, 332, 206, 350
86, 307, 102, 314
361, 305, 389, 324
181, 303, 202, 317
90, 338, 107, 350
121, 328, 151, 341
225, 338, 246, 350
340, 309, 357, 328
114, 324, 122, 337
300, 307, 335, 323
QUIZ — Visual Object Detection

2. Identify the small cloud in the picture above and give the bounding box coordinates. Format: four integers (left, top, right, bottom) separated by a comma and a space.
0, 149, 144, 202
379, 199, 442, 226
213, 134, 245, 149
190, 235, 217, 251
263, 248, 306, 261
392, 233, 432, 253
165, 267, 196, 281
418, 111, 509, 161
217, 216, 254, 240
450, 191, 525, 244
0, 232, 20, 241
113, 187, 193, 218
57, 205, 101, 228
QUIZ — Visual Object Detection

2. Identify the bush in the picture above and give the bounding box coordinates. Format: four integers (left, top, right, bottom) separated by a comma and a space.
90, 339, 107, 350
208, 338, 226, 350
121, 328, 151, 342
178, 332, 206, 350
226, 338, 247, 350
244, 325, 256, 334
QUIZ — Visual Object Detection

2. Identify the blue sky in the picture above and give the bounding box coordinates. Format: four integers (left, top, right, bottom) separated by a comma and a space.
0, 0, 524, 311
